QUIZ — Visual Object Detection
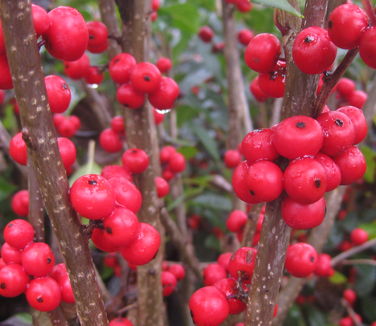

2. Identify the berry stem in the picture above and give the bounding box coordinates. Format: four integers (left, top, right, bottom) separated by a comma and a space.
313, 48, 359, 117
362, 0, 376, 26
341, 259, 376, 266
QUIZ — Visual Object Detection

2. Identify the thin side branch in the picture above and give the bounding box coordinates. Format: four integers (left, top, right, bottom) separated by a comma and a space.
331, 238, 376, 266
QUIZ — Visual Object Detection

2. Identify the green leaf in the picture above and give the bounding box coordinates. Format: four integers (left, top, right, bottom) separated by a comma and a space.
191, 192, 232, 211
329, 271, 347, 285
354, 265, 376, 296
0, 176, 17, 201
253, 0, 303, 17
159, 4, 200, 34
360, 295, 376, 320
177, 146, 198, 160
360, 145, 376, 183
190, 123, 220, 162
359, 221, 376, 239
14, 312, 33, 323
304, 306, 327, 326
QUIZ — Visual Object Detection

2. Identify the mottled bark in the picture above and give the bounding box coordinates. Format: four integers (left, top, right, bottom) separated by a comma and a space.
0, 2, 108, 325
115, 1, 165, 325
245, 2, 329, 325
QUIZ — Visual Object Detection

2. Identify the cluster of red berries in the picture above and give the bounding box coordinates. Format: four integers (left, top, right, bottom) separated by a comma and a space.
338, 228, 370, 252
233, 106, 367, 230
70, 173, 160, 266
161, 261, 185, 296
150, 0, 160, 22
53, 114, 81, 138
334, 77, 368, 109
160, 145, 186, 181
0, 219, 75, 311
225, 0, 253, 13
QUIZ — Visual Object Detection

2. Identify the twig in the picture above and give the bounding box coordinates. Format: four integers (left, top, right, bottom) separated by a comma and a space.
331, 238, 376, 266
210, 174, 232, 193
341, 298, 362, 326
241, 203, 264, 248
0, 2, 108, 325
342, 259, 376, 266
117, 303, 138, 315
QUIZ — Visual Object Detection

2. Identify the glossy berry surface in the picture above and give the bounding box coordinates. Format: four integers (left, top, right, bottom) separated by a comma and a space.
99, 128, 122, 153
203, 263, 227, 286
109, 53, 137, 84
4, 219, 35, 250
122, 148, 149, 174
337, 106, 367, 144
0, 264, 28, 297
348, 90, 367, 109
9, 132, 27, 165
87, 21, 108, 53
31, 4, 50, 36
272, 115, 323, 159
117, 83, 145, 109
285, 243, 317, 278
198, 26, 214, 43
214, 278, 246, 315
156, 57, 172, 73
131, 62, 162, 93
359, 27, 376, 69
63, 53, 90, 80
238, 29, 254, 45
0, 55, 13, 90
155, 177, 170, 198
26, 277, 62, 312
224, 149, 241, 168
1, 243, 22, 264
343, 289, 357, 305
70, 174, 115, 220
11, 190, 29, 217
161, 271, 177, 296
108, 177, 142, 213
45, 75, 71, 113
227, 247, 257, 280
314, 253, 334, 277
350, 228, 368, 245
189, 286, 229, 326
315, 153, 341, 192
232, 161, 255, 203
149, 76, 180, 109
168, 263, 185, 281
249, 76, 268, 102
109, 318, 134, 326
241, 128, 278, 163
226, 210, 247, 233
334, 146, 366, 185
22, 242, 55, 277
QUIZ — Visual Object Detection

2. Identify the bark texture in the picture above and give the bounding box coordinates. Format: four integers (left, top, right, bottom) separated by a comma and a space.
0, 2, 108, 325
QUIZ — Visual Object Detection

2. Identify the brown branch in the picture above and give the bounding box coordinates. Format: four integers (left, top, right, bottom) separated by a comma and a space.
245, 2, 329, 325
342, 259, 376, 266
331, 238, 376, 266
241, 203, 264, 248
341, 299, 362, 326
0, 2, 108, 325
210, 174, 232, 193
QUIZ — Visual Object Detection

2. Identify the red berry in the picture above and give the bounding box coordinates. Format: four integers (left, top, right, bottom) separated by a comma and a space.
343, 289, 357, 305
334, 146, 366, 185
109, 318, 133, 326
160, 145, 176, 163
84, 66, 104, 85
246, 160, 283, 203
32, 4, 50, 36
359, 27, 376, 69
238, 29, 254, 46
347, 90, 367, 109
339, 317, 354, 326
232, 161, 254, 203
273, 115, 323, 159
155, 176, 170, 198
285, 243, 317, 277
241, 128, 278, 163
101, 165, 132, 181
1, 243, 22, 264
249, 76, 268, 102
11, 190, 29, 217
111, 116, 125, 134
236, 0, 252, 12
4, 219, 35, 250
258, 61, 286, 98
59, 275, 75, 303
337, 106, 367, 144
121, 223, 161, 266
9, 132, 27, 165
45, 75, 71, 114
22, 242, 55, 277
108, 177, 142, 213
57, 137, 76, 170
152, 0, 160, 11
26, 277, 62, 312
350, 228, 368, 245
168, 263, 185, 281
314, 253, 334, 277
226, 210, 247, 233
91, 228, 119, 253
156, 57, 172, 73
63, 53, 90, 80
0, 55, 13, 90
217, 253, 232, 270
70, 174, 115, 220
153, 108, 164, 125
87, 21, 108, 54
189, 286, 229, 326
44, 6, 88, 61
317, 111, 355, 157
328, 4, 368, 49
198, 26, 214, 43
109, 53, 137, 84
224, 149, 241, 168
284, 157, 327, 204
336, 78, 356, 99
0, 23, 5, 55
168, 152, 186, 173
161, 271, 177, 296
315, 153, 341, 192
99, 128, 123, 153
214, 278, 246, 315
117, 83, 145, 109
149, 76, 180, 109
103, 207, 140, 247
203, 263, 227, 286
122, 148, 149, 174
50, 263, 67, 283
293, 26, 337, 74
245, 33, 280, 73
282, 197, 326, 229
0, 264, 28, 297
227, 247, 257, 281
130, 62, 162, 93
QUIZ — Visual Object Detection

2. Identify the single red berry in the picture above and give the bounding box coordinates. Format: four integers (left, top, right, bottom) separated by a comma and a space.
63, 53, 90, 80
336, 78, 356, 99
156, 57, 172, 73
217, 252, 232, 270
32, 4, 50, 36
59, 275, 75, 303
168, 152, 186, 173
91, 228, 119, 253
109, 53, 137, 84
121, 223, 161, 266
359, 27, 376, 69
273, 115, 323, 159
101, 165, 132, 181
109, 318, 134, 326
203, 263, 227, 286
284, 157, 327, 204
161, 271, 177, 296
108, 177, 142, 213
26, 277, 62, 312
0, 23, 5, 55
44, 6, 88, 61
236, 0, 253, 12
282, 197, 326, 229
22, 242, 55, 277
189, 286, 229, 326
160, 145, 176, 163
103, 207, 140, 248
347, 90, 367, 109
149, 76, 180, 109
99, 128, 123, 153
0, 264, 28, 297
292, 26, 337, 74
11, 190, 29, 217
245, 33, 281, 73
122, 148, 149, 174
198, 26, 214, 43
249, 76, 268, 102
9, 132, 27, 165
58, 137, 76, 170
314, 253, 334, 277
168, 263, 185, 281
285, 243, 318, 277
227, 247, 257, 281
117, 83, 145, 109
187, 214, 201, 230
214, 278, 246, 315
70, 174, 115, 220
337, 106, 367, 144
328, 4, 368, 49
153, 108, 164, 125
111, 116, 125, 134
343, 289, 357, 305
87, 21, 108, 53
232, 161, 254, 203
226, 210, 247, 233
258, 61, 286, 98
315, 153, 341, 192
45, 75, 71, 113
155, 177, 170, 198
0, 55, 13, 90
50, 263, 67, 283
224, 149, 241, 168
1, 243, 22, 264
241, 128, 278, 163
317, 111, 355, 157
4, 219, 35, 250
350, 228, 368, 245
334, 146, 366, 185
238, 28, 254, 46
130, 62, 162, 93
84, 66, 104, 85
